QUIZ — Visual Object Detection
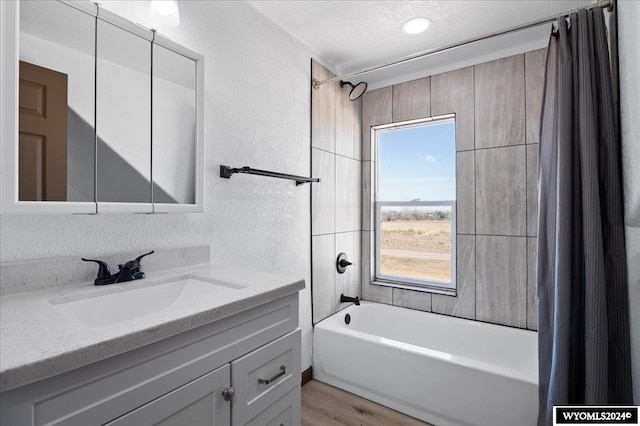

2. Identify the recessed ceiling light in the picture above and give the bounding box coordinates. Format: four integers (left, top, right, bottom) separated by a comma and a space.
402, 17, 432, 35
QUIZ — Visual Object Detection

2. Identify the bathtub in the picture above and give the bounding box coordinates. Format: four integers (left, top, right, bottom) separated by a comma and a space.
313, 301, 538, 426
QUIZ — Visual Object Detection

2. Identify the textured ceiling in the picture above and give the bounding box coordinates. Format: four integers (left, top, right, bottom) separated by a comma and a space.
248, 0, 596, 86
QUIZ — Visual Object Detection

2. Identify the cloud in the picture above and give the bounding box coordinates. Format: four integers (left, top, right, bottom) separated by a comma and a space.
425, 155, 436, 163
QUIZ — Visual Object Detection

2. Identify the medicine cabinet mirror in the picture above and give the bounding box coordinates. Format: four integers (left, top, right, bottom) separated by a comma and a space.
152, 42, 198, 206
0, 0, 204, 214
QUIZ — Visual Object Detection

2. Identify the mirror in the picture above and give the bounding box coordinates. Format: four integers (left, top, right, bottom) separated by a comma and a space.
1, 1, 203, 214
152, 42, 197, 205
96, 19, 151, 204
18, 0, 96, 202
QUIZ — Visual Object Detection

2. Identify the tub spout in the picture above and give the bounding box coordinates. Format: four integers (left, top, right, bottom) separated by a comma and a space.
340, 294, 360, 305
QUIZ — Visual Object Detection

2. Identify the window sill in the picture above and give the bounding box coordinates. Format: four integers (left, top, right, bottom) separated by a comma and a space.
372, 279, 457, 297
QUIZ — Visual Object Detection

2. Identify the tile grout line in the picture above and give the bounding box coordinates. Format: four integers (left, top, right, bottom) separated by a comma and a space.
523, 53, 529, 328
472, 142, 530, 151
473, 63, 478, 321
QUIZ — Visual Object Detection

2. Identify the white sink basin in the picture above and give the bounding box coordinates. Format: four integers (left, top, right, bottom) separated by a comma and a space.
49, 275, 246, 327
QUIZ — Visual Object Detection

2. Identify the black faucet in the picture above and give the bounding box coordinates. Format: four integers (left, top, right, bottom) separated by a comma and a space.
82, 251, 154, 286
340, 293, 360, 306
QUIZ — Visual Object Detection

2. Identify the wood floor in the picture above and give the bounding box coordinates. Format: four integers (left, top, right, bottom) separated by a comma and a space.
301, 380, 431, 426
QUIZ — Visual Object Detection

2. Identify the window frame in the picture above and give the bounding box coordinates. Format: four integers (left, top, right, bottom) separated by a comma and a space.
372, 114, 457, 296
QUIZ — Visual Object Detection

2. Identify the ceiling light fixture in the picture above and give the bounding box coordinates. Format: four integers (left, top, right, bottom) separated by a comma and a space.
402, 17, 432, 35
149, 0, 180, 27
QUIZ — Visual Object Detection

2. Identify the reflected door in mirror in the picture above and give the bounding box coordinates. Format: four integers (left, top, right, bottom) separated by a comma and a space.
19, 61, 68, 201
19, 0, 96, 203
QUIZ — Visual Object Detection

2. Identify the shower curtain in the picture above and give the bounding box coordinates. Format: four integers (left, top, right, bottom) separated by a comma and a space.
537, 7, 633, 426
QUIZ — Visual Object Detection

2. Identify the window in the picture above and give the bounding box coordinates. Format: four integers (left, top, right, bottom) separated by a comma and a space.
373, 114, 456, 294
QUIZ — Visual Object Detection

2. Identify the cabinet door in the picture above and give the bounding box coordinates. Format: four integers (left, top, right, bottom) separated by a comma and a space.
95, 16, 152, 212
152, 42, 197, 206
18, 0, 96, 205
106, 364, 230, 426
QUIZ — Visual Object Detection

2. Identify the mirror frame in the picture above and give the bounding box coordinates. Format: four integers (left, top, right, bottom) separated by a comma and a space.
1, 0, 97, 214
0, 1, 204, 214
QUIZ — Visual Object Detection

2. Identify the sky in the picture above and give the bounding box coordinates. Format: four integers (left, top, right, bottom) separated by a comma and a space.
378, 120, 456, 202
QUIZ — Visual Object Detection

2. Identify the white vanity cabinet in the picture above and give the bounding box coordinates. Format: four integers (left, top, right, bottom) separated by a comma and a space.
0, 294, 301, 426
106, 364, 232, 426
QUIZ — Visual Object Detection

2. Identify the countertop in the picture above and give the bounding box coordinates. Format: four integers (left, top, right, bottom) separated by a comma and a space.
0, 264, 305, 393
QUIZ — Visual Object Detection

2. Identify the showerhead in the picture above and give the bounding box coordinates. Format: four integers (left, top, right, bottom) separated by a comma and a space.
340, 80, 368, 101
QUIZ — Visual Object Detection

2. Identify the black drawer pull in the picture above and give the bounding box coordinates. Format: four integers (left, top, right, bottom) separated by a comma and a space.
258, 365, 287, 385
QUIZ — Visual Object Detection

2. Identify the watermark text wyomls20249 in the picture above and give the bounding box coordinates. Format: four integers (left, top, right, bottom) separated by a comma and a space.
554, 406, 639, 425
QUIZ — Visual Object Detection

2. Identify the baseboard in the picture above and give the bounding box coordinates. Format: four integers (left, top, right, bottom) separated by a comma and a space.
301, 367, 313, 386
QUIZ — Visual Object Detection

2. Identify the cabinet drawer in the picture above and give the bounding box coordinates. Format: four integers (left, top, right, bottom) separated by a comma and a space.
231, 329, 301, 426
245, 386, 300, 426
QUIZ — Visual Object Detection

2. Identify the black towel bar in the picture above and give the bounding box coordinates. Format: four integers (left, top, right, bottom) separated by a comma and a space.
220, 165, 320, 186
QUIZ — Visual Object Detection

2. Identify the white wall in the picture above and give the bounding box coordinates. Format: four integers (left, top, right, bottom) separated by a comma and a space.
0, 1, 316, 371
618, 0, 640, 405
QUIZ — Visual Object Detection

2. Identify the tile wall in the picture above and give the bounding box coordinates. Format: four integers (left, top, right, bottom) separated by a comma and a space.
311, 60, 362, 324
360, 49, 547, 330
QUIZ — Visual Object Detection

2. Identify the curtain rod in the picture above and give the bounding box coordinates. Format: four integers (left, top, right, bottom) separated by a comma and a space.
312, 0, 613, 88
